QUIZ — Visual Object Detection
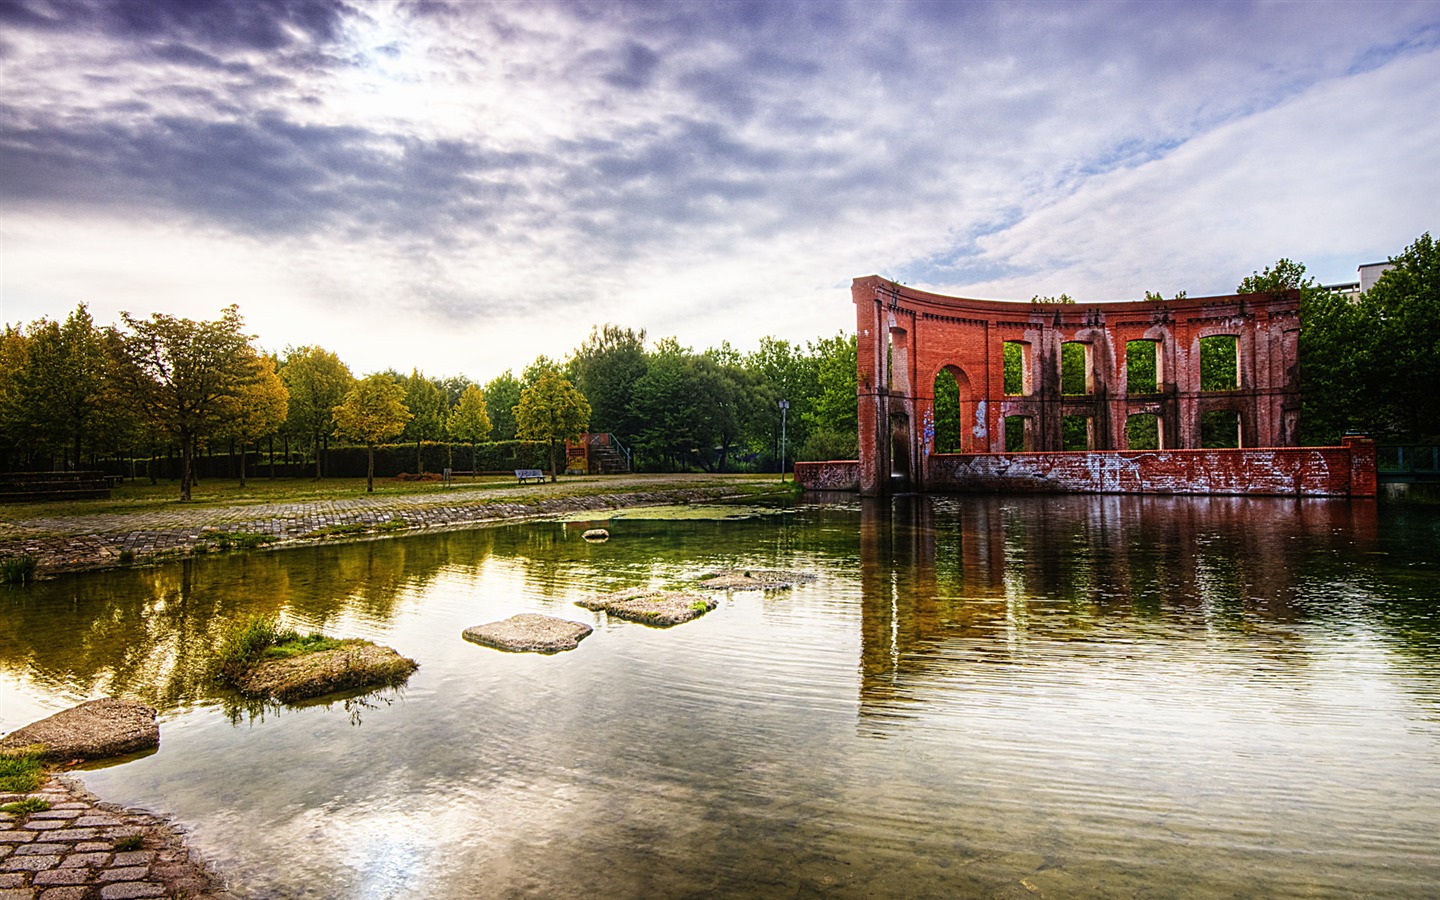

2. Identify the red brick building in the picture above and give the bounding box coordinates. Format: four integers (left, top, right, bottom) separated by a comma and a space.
854, 276, 1303, 496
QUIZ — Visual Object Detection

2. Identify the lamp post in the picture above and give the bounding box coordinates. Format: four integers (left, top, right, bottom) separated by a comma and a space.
778, 399, 789, 482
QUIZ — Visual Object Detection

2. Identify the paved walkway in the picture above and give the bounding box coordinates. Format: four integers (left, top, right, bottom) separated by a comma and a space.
0, 777, 220, 899
0, 475, 777, 577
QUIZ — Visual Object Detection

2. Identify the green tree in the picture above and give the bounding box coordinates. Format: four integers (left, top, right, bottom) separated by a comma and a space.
4, 305, 109, 469
400, 370, 446, 473
568, 324, 647, 442
484, 371, 523, 441
280, 346, 353, 479
803, 332, 858, 452
688, 356, 771, 472
745, 337, 820, 469
217, 353, 289, 487
108, 305, 259, 501
447, 384, 492, 473
515, 369, 591, 481
333, 374, 412, 493
1359, 232, 1440, 441
629, 338, 696, 470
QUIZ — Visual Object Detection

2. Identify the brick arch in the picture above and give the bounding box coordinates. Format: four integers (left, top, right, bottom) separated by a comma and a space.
853, 276, 1301, 496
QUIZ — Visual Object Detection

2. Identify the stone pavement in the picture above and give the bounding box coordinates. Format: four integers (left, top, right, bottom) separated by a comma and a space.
0, 777, 220, 899
0, 475, 775, 578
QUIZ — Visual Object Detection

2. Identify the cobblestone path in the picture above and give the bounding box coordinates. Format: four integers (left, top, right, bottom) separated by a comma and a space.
0, 777, 220, 899
0, 475, 776, 577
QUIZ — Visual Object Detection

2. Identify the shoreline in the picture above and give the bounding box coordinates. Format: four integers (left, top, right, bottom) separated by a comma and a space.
0, 475, 793, 580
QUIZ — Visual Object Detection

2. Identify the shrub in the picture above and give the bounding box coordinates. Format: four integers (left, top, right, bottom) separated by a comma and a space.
0, 750, 44, 793
0, 554, 38, 585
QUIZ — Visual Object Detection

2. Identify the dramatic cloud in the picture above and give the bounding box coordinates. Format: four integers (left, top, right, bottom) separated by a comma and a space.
2, 0, 1437, 377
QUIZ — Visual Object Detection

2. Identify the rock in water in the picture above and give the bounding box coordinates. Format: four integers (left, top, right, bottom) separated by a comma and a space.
576, 589, 718, 627
0, 698, 159, 761
582, 528, 609, 541
463, 613, 594, 653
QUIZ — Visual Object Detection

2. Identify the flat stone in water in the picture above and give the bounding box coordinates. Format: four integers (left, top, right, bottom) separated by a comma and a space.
0, 699, 158, 762
696, 569, 817, 591
577, 589, 717, 627
232, 643, 418, 703
463, 614, 594, 653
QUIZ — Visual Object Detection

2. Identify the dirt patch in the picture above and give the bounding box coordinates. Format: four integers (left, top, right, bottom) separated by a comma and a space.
463, 613, 594, 653
230, 641, 419, 703
577, 589, 718, 627
696, 568, 818, 591
0, 698, 158, 762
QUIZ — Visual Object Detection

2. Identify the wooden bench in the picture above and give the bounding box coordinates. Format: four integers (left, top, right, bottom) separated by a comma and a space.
514, 469, 546, 484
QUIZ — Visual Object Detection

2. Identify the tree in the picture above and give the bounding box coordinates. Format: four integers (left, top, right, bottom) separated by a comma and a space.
217, 353, 289, 487
515, 370, 590, 481
745, 337, 820, 469
1359, 232, 1440, 441
333, 374, 412, 493
280, 346, 353, 479
447, 384, 492, 473
568, 324, 647, 441
400, 370, 445, 473
2, 305, 109, 469
629, 338, 696, 470
108, 305, 259, 501
687, 356, 771, 472
484, 371, 523, 441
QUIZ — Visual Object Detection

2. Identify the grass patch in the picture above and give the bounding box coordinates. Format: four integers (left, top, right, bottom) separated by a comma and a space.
216, 615, 416, 702
0, 750, 45, 793
113, 834, 145, 851
1, 554, 38, 585
1, 797, 50, 815
211, 530, 276, 551
308, 518, 409, 539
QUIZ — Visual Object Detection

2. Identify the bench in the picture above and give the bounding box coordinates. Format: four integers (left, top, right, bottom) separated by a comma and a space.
515, 469, 546, 484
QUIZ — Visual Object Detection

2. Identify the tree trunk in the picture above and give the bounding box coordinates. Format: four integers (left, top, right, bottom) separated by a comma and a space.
239, 441, 248, 487
366, 442, 376, 493
549, 439, 558, 482
180, 435, 194, 501
313, 429, 322, 479
416, 439, 423, 475
268, 435, 275, 479
472, 442, 477, 477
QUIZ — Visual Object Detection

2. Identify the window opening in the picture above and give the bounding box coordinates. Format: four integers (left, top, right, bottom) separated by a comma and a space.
1126, 413, 1161, 450
1062, 415, 1092, 451
1126, 340, 1159, 394
1004, 415, 1031, 452
1199, 410, 1241, 448
1003, 342, 1028, 396
1061, 342, 1092, 395
932, 370, 961, 453
1199, 335, 1239, 391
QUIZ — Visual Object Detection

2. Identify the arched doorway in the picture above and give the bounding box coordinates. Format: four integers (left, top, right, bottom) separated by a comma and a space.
932, 366, 976, 453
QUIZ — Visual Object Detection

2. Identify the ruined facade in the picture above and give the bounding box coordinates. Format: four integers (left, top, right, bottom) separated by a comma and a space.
854, 276, 1303, 496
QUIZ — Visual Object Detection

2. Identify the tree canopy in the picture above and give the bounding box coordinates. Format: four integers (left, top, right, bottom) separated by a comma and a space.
333, 373, 412, 492
515, 370, 591, 481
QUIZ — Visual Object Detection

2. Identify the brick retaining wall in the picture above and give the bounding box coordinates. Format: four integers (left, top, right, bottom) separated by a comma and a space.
796, 437, 1377, 498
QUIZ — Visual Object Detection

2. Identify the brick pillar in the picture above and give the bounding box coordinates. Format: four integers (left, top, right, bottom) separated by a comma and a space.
1341, 435, 1377, 498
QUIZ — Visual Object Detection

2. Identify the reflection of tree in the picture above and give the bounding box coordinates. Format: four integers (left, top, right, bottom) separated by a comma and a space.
0, 531, 491, 714
857, 494, 1394, 725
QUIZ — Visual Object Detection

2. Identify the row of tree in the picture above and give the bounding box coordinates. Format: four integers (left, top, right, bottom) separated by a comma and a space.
0, 304, 858, 496
4, 232, 1430, 497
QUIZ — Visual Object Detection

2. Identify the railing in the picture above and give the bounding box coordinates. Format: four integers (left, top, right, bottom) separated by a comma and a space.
1376, 445, 1440, 481
589, 433, 632, 472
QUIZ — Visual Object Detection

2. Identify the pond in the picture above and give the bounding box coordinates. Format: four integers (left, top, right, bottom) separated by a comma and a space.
3, 495, 1439, 898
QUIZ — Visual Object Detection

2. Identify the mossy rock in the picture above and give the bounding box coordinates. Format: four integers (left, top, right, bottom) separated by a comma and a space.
577, 589, 717, 627
229, 641, 418, 703
0, 698, 158, 762
463, 614, 593, 653
696, 568, 817, 591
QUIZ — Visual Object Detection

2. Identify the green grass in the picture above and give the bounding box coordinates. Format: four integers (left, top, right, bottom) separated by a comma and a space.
1, 797, 50, 815
308, 519, 409, 539
0, 751, 45, 793
113, 834, 145, 851
1, 554, 39, 585
217, 615, 342, 678
211, 531, 277, 551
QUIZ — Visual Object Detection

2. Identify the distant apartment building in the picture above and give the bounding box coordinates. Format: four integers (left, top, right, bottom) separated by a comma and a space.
1324, 261, 1395, 298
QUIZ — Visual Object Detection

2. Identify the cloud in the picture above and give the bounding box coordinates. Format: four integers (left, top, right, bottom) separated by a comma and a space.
3, 0, 1438, 378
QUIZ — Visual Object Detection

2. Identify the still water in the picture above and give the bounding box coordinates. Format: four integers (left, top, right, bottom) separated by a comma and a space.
2, 495, 1439, 898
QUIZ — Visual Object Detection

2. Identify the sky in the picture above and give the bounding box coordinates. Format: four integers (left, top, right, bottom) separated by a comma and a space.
2, 0, 1437, 383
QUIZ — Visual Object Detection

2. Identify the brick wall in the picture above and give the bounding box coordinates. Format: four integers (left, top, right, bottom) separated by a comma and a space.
798, 438, 1377, 498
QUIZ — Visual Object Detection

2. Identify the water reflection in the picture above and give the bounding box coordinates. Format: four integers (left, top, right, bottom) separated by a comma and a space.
854, 494, 1439, 723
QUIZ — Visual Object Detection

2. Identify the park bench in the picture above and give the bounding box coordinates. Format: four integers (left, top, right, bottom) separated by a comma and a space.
514, 469, 546, 484
0, 471, 112, 503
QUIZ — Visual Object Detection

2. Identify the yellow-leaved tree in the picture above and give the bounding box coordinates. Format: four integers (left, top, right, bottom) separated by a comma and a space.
446, 384, 491, 475
514, 370, 590, 482
333, 374, 412, 493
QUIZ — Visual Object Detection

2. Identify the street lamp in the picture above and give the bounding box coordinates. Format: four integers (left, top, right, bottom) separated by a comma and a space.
778, 399, 789, 482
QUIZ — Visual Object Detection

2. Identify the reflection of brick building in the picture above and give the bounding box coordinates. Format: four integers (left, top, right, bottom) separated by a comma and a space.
854, 277, 1302, 495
